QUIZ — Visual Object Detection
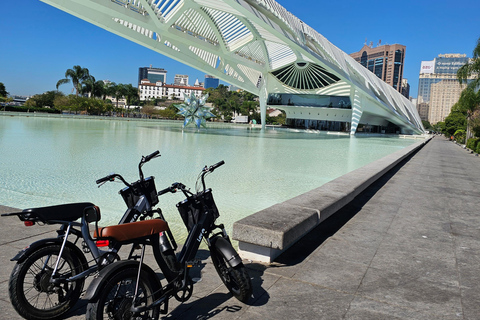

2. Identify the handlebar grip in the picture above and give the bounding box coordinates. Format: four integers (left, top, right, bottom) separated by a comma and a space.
144, 150, 160, 162
157, 187, 172, 196
96, 174, 115, 184
210, 160, 225, 171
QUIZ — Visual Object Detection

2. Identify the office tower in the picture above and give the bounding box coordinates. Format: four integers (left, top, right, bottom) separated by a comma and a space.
350, 43, 407, 95
428, 80, 466, 124
204, 75, 219, 89
418, 54, 468, 104
174, 74, 189, 86
138, 66, 167, 85
418, 54, 472, 123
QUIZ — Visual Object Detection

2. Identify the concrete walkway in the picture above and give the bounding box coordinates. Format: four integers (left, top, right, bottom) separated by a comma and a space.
1, 136, 479, 319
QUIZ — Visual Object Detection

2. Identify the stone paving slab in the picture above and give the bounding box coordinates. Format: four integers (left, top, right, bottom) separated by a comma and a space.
1, 136, 479, 319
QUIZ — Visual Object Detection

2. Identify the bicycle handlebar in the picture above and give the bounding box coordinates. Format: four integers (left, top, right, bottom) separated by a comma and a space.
97, 151, 160, 187
143, 150, 160, 163
157, 182, 187, 196
96, 174, 117, 185
208, 160, 225, 172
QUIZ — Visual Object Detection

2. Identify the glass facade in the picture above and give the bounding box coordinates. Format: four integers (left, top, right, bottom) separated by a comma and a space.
138, 67, 167, 85
350, 45, 406, 97
286, 119, 350, 131
417, 54, 469, 103
360, 51, 386, 82
267, 93, 351, 109
204, 77, 219, 89
393, 50, 404, 90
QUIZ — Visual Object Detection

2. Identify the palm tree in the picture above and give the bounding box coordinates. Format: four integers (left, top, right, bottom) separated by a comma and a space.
458, 37, 480, 90
80, 75, 96, 98
56, 65, 90, 96
124, 84, 139, 107
81, 76, 105, 99
457, 37, 480, 139
112, 83, 127, 110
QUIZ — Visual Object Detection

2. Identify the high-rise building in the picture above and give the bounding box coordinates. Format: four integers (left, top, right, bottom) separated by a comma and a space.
418, 54, 472, 123
349, 43, 407, 96
138, 66, 167, 85
401, 78, 410, 98
418, 54, 469, 104
428, 80, 466, 124
174, 74, 189, 86
417, 102, 429, 122
204, 75, 219, 89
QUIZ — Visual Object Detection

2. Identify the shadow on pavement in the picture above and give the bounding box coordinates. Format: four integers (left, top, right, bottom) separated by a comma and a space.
272, 152, 416, 266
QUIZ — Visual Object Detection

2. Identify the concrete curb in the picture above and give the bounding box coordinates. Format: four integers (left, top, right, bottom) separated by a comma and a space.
232, 137, 432, 263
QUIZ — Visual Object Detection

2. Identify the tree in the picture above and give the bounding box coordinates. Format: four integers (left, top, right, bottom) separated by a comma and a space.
111, 83, 127, 109
28, 91, 64, 109
444, 111, 466, 138
453, 87, 480, 139
56, 65, 90, 96
457, 36, 480, 91
422, 120, 433, 130
81, 75, 105, 99
124, 84, 139, 107
457, 36, 480, 138
0, 82, 8, 97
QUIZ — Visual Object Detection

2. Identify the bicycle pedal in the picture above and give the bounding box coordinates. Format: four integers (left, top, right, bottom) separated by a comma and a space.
186, 260, 202, 268
192, 277, 202, 283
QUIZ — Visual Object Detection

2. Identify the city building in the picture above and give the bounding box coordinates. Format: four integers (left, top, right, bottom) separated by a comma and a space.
138, 79, 205, 101
204, 75, 219, 89
401, 78, 410, 98
174, 74, 189, 86
350, 43, 408, 97
417, 102, 429, 122
418, 54, 473, 123
138, 66, 167, 85
428, 80, 466, 124
194, 79, 204, 87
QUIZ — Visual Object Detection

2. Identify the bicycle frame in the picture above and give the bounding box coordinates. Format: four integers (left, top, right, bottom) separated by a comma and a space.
3, 151, 170, 289
85, 160, 244, 316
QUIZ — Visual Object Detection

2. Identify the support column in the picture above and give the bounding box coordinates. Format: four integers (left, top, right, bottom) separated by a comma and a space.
350, 89, 363, 135
259, 76, 268, 130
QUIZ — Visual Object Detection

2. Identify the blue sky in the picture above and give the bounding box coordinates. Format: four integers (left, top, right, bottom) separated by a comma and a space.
1, 0, 479, 98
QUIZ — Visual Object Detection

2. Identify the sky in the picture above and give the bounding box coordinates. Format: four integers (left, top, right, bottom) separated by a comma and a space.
1, 0, 479, 98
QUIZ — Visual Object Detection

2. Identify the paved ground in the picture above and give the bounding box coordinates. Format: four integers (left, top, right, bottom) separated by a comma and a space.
1, 136, 479, 319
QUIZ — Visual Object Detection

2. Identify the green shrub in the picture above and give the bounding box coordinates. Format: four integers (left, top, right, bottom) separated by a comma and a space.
4, 106, 60, 114
476, 142, 480, 154
466, 138, 480, 150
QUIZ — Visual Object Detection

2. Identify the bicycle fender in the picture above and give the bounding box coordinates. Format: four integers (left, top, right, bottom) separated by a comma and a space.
11, 237, 87, 267
84, 260, 160, 302
211, 236, 242, 268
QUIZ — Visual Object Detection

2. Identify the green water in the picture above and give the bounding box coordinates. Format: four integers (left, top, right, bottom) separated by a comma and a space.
0, 114, 419, 242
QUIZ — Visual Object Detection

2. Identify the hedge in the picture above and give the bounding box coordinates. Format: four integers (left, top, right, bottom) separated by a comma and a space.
3, 106, 60, 114
466, 138, 480, 150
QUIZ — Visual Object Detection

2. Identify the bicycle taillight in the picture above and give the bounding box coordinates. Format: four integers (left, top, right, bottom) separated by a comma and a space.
96, 240, 110, 247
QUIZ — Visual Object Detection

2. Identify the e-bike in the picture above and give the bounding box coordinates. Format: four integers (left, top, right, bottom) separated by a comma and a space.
2, 151, 176, 320
84, 160, 252, 319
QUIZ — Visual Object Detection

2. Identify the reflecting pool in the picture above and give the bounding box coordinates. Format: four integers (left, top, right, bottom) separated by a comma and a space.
0, 115, 419, 242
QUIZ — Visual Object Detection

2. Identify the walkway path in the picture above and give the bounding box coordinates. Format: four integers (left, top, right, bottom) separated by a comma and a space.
1, 136, 479, 319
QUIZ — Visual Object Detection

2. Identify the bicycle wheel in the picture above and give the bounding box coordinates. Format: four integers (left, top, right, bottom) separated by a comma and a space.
86, 266, 161, 320
9, 244, 85, 320
210, 246, 252, 303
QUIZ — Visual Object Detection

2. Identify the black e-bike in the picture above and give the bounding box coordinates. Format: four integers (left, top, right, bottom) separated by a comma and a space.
84, 160, 252, 319
1, 151, 176, 320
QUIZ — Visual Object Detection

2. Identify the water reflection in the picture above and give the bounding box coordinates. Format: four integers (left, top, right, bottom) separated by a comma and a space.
0, 116, 418, 243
